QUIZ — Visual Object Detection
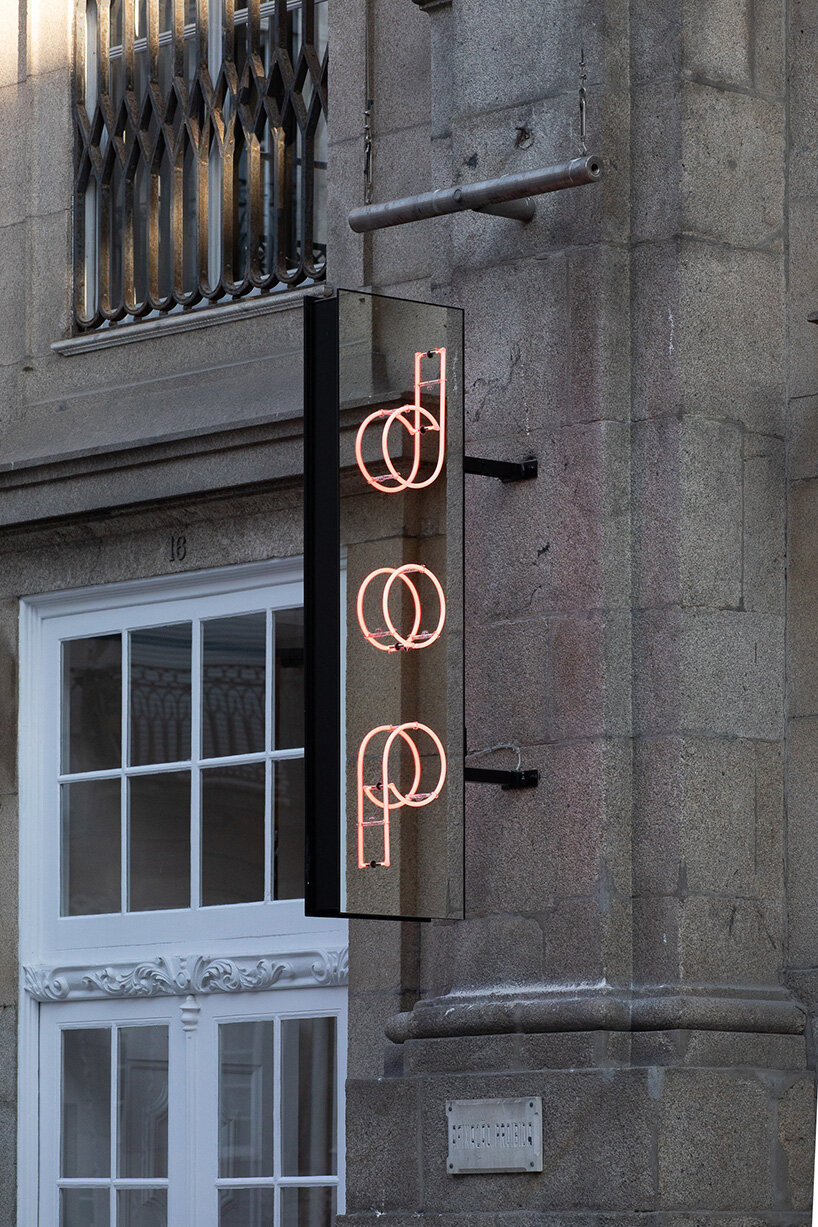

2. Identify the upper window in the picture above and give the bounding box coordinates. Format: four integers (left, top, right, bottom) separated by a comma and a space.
61, 604, 304, 919
74, 0, 328, 329
21, 558, 331, 958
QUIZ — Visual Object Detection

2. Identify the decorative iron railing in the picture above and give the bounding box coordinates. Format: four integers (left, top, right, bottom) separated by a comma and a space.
73, 0, 327, 329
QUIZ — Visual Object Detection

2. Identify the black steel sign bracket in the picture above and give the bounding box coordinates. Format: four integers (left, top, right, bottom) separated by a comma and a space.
464, 766, 540, 790
464, 455, 538, 483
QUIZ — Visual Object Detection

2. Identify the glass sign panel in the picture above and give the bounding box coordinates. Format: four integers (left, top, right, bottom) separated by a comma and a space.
305, 290, 464, 920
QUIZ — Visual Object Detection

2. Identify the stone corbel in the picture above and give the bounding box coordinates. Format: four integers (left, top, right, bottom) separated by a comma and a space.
411, 0, 452, 10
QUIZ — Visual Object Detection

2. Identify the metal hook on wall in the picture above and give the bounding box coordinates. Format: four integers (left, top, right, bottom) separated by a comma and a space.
579, 46, 588, 156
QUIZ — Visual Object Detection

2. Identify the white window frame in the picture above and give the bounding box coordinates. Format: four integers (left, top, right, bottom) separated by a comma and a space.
18, 560, 347, 1227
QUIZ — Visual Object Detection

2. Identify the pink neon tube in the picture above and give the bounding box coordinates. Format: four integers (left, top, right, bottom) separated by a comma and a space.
356, 722, 447, 869
355, 348, 447, 493
356, 563, 447, 651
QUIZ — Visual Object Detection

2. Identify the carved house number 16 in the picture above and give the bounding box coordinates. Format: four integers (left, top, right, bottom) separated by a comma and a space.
170, 535, 187, 562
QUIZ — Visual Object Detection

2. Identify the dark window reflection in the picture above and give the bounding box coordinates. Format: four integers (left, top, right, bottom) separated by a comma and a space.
130, 624, 192, 766
280, 1186, 336, 1227
63, 634, 122, 774
281, 1017, 337, 1177
117, 1189, 168, 1227
118, 1026, 169, 1179
62, 1028, 111, 1178
202, 762, 265, 906
218, 1188, 273, 1227
202, 614, 266, 759
219, 1021, 274, 1178
129, 771, 190, 911
61, 1188, 111, 1227
61, 779, 121, 916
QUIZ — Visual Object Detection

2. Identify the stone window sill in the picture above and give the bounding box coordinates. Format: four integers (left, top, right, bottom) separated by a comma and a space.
52, 284, 334, 358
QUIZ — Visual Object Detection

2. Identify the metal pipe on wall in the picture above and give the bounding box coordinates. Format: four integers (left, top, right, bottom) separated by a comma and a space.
347, 154, 603, 233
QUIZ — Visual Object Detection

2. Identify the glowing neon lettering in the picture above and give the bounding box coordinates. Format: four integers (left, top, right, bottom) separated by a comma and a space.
357, 563, 446, 652
355, 348, 446, 493
356, 722, 447, 869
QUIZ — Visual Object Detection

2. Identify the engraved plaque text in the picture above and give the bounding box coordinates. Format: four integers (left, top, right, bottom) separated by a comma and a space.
446, 1096, 543, 1175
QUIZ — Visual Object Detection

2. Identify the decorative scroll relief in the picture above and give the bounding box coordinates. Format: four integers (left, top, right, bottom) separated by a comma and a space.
23, 947, 348, 1003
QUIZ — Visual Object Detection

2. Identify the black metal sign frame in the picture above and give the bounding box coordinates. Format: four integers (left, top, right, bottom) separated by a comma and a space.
304, 293, 343, 917
304, 291, 466, 921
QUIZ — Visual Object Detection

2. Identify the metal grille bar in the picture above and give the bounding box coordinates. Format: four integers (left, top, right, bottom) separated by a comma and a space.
73, 0, 327, 329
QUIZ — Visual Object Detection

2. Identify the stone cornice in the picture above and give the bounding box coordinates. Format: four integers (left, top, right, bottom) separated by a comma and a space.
24, 947, 348, 1003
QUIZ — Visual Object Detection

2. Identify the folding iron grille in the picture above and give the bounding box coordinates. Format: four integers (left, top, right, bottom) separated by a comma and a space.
73, 0, 327, 328
305, 291, 465, 922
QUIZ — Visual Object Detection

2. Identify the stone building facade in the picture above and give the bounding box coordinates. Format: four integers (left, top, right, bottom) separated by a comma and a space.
0, 0, 817, 1223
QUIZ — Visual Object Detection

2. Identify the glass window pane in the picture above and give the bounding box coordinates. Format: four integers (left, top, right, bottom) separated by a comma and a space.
274, 758, 304, 900
62, 1028, 111, 1178
117, 1189, 168, 1227
61, 779, 121, 916
130, 624, 192, 766
63, 634, 122, 773
219, 1021, 274, 1178
118, 1026, 169, 1179
280, 1186, 336, 1227
219, 1189, 273, 1227
274, 609, 304, 749
202, 762, 265, 906
61, 1188, 110, 1227
202, 614, 266, 759
280, 1017, 336, 1176
129, 772, 190, 911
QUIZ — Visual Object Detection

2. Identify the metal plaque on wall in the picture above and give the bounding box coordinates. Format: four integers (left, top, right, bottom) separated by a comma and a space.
446, 1097, 543, 1175
305, 290, 465, 921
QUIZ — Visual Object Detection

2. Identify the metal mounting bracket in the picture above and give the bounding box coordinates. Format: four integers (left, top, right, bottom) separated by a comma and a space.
348, 155, 602, 233
464, 456, 538, 483
464, 767, 540, 790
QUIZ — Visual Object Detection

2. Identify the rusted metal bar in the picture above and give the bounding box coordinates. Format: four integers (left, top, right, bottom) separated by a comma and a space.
347, 154, 603, 233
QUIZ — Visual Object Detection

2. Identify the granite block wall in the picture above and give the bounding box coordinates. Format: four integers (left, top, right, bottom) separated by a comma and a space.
0, 0, 814, 1221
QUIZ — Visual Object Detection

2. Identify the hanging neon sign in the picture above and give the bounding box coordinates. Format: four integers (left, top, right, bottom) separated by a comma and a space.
355, 349, 449, 870
304, 288, 464, 921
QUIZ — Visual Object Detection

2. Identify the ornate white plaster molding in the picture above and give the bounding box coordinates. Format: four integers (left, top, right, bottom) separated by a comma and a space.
24, 947, 349, 1003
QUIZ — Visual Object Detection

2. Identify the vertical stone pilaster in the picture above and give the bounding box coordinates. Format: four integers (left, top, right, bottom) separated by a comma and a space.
630, 0, 790, 1017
